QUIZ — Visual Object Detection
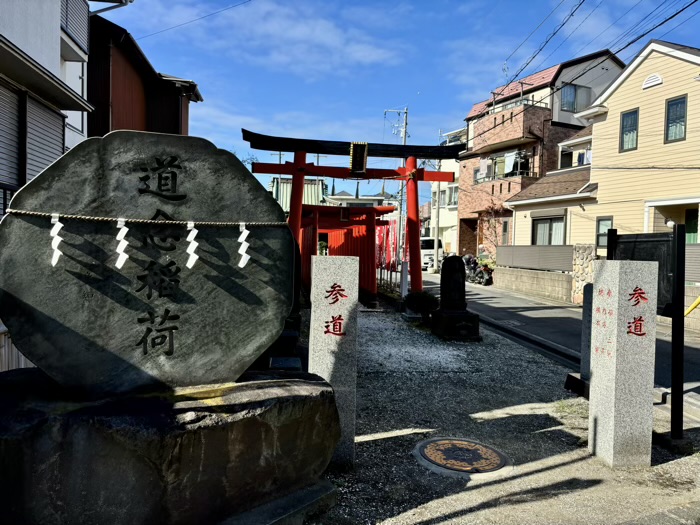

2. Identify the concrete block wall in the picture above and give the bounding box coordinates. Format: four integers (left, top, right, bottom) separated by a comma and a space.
493, 267, 573, 303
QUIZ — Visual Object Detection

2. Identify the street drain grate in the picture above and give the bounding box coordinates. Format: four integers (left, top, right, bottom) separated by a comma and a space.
414, 437, 509, 478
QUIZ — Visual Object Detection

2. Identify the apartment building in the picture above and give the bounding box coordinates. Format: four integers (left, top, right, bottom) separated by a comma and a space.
457, 50, 624, 258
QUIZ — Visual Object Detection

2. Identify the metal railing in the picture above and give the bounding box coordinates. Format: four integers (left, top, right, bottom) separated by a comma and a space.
474, 170, 537, 184
497, 245, 574, 272
61, 0, 90, 53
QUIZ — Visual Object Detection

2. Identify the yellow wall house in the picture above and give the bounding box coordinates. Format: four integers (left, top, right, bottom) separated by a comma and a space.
508, 40, 700, 254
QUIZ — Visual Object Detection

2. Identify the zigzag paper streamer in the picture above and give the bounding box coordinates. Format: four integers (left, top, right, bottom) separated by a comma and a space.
115, 218, 129, 269
237, 222, 250, 268
50, 213, 64, 267
186, 221, 199, 269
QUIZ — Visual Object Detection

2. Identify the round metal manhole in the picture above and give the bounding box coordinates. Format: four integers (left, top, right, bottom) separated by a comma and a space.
414, 438, 509, 476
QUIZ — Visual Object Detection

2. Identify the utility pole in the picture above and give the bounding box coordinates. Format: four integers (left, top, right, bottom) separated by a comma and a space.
432, 130, 442, 274
315, 153, 327, 202
383, 107, 408, 269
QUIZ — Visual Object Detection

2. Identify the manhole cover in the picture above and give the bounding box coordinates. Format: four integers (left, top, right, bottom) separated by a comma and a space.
414, 438, 508, 476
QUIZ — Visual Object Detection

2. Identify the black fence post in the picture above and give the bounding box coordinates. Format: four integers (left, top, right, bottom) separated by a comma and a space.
606, 229, 618, 260
671, 224, 686, 440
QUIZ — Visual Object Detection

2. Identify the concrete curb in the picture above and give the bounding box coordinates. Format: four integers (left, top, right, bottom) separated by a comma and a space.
476, 311, 581, 366
478, 311, 700, 422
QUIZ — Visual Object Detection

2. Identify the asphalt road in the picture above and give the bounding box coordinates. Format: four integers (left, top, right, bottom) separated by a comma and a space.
421, 271, 700, 398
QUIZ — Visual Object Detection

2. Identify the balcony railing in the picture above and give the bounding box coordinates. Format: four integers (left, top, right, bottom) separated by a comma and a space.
61, 0, 90, 53
484, 98, 549, 115
472, 103, 551, 152
474, 170, 537, 184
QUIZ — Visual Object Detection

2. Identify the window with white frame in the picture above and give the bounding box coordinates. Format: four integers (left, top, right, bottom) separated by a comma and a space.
532, 217, 565, 245
596, 217, 613, 248
447, 186, 458, 206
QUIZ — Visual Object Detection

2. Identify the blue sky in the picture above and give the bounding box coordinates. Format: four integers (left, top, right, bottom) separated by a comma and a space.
94, 0, 700, 203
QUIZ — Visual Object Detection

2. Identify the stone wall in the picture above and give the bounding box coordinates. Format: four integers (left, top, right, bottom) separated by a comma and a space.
571, 244, 596, 305
493, 267, 573, 303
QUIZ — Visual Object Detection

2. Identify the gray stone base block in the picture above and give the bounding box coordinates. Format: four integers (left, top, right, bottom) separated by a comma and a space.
431, 310, 482, 341
0, 369, 340, 525
219, 481, 337, 525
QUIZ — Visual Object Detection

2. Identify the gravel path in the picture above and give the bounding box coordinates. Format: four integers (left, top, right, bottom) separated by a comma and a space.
308, 306, 700, 525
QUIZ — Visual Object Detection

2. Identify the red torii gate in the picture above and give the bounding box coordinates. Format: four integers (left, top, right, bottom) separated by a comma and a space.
242, 129, 462, 292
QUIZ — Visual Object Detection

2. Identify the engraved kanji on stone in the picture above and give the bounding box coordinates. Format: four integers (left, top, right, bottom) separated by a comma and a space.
136, 308, 180, 356
628, 287, 648, 307
138, 156, 187, 201
325, 283, 348, 305
324, 314, 346, 336
627, 316, 647, 337
142, 210, 182, 251
135, 260, 181, 299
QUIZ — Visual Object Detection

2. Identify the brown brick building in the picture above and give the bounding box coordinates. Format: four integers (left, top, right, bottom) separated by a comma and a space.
457, 50, 624, 259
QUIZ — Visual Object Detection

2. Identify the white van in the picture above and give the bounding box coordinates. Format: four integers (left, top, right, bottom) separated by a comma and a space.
420, 237, 443, 270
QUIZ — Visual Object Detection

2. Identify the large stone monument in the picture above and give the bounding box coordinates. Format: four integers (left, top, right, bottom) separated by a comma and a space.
0, 131, 340, 524
588, 260, 658, 468
309, 255, 359, 468
431, 255, 481, 341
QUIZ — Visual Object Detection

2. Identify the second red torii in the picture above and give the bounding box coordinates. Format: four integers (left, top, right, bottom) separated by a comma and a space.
242, 128, 462, 293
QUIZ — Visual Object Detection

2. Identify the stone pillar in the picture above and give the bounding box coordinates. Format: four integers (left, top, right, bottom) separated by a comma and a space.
309, 256, 359, 468
588, 260, 658, 468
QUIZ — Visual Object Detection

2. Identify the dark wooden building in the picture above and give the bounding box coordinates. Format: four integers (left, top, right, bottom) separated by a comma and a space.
87, 15, 202, 137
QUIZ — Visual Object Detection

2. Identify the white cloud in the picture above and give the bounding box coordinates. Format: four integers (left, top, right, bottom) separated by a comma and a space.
100, 0, 403, 79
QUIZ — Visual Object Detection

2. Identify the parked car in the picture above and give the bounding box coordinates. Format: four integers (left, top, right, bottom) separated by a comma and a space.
420, 237, 443, 270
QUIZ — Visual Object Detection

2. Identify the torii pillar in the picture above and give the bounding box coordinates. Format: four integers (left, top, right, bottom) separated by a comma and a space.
404, 156, 422, 292
287, 151, 306, 244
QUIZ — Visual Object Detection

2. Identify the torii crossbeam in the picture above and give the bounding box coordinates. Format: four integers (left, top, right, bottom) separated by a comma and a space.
242, 129, 462, 292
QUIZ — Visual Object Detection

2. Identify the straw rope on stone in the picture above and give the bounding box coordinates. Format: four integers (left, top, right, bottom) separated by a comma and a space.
5, 209, 288, 227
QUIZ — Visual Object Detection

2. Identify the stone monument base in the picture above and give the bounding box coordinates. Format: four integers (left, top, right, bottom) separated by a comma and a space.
0, 369, 340, 525
431, 309, 482, 341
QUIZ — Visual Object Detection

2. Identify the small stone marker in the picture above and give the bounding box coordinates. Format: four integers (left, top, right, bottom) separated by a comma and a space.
309, 256, 359, 467
588, 260, 658, 468
431, 255, 481, 341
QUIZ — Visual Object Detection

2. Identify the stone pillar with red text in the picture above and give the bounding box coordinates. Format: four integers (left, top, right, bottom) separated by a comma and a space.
309, 256, 359, 468
588, 260, 658, 468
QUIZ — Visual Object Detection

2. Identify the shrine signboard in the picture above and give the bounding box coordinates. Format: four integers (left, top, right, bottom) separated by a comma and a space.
588, 260, 658, 468
309, 255, 359, 467
0, 131, 294, 396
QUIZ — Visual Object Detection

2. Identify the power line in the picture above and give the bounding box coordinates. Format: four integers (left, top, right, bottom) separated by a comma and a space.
529, 0, 606, 73
658, 4, 700, 37
572, 0, 645, 56
136, 0, 254, 40
467, 0, 700, 150
503, 0, 568, 65
496, 0, 588, 98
